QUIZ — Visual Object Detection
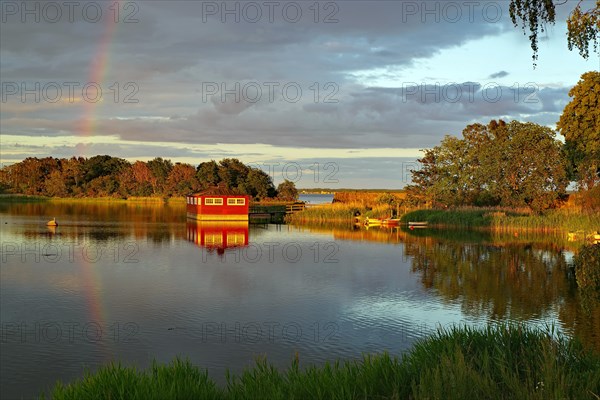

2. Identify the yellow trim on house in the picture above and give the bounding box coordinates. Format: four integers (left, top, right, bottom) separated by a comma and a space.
187, 213, 249, 221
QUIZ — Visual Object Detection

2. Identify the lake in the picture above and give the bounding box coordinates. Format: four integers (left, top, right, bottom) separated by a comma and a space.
298, 193, 334, 204
1, 201, 598, 399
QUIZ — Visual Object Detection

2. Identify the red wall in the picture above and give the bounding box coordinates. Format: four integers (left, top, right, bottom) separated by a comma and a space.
186, 195, 250, 216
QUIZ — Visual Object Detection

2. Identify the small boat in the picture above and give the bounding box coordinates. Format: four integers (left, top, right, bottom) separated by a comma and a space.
364, 217, 400, 227
364, 217, 382, 226
46, 218, 58, 226
408, 221, 428, 226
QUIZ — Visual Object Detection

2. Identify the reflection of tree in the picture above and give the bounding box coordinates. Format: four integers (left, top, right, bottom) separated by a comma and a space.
406, 241, 571, 320
405, 238, 599, 351
5, 202, 187, 244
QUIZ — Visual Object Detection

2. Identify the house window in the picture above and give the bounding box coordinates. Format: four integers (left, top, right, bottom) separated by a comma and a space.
227, 198, 246, 205
193, 198, 197, 205
205, 234, 223, 246
227, 233, 245, 245
205, 198, 223, 205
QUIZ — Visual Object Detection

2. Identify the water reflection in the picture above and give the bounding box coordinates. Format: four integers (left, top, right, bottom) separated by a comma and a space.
1, 202, 599, 399
186, 221, 249, 255
291, 223, 599, 352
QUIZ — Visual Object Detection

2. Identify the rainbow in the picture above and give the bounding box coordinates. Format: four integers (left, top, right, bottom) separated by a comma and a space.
74, 5, 122, 359
77, 0, 121, 145
76, 250, 111, 358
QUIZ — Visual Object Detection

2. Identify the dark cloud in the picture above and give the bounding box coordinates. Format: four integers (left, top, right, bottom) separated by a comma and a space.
488, 71, 509, 79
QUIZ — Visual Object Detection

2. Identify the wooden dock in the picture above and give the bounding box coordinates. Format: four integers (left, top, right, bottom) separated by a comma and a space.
248, 202, 306, 223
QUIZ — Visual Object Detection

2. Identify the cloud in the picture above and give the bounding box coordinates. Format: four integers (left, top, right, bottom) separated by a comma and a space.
0, 0, 593, 186
488, 71, 509, 79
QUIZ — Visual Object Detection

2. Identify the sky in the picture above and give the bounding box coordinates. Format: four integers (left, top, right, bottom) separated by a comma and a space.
1, 0, 598, 188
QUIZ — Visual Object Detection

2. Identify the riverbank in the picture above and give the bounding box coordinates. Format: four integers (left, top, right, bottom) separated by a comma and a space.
289, 204, 600, 233
42, 325, 599, 399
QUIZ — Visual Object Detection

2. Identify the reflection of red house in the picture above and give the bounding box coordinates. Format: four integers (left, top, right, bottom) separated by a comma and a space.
186, 221, 249, 253
186, 184, 251, 221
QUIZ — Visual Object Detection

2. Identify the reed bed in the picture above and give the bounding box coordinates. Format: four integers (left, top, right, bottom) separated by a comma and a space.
401, 208, 600, 232
287, 202, 391, 224
332, 191, 405, 205
42, 324, 600, 400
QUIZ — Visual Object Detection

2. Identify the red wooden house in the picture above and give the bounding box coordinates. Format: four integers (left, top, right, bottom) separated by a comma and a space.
186, 184, 251, 221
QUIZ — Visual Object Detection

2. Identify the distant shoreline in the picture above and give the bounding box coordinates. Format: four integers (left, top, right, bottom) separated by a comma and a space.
0, 194, 184, 203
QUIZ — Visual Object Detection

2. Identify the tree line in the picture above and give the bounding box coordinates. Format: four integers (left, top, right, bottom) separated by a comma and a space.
406, 71, 599, 212
0, 157, 298, 201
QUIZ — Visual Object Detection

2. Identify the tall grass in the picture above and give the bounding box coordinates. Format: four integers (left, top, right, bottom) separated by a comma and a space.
42, 325, 600, 400
333, 191, 405, 204
402, 208, 600, 232
287, 202, 391, 224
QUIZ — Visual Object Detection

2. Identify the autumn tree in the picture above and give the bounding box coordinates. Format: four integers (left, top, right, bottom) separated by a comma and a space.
509, 0, 600, 65
557, 71, 600, 190
165, 163, 200, 196
147, 157, 173, 195
118, 161, 154, 197
44, 169, 68, 197
62, 157, 84, 196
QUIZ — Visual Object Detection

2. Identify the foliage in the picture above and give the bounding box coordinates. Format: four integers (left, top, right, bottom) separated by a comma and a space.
146, 157, 173, 194
195, 159, 277, 200
42, 325, 600, 400
566, 0, 600, 59
277, 179, 299, 201
375, 192, 400, 206
557, 71, 600, 192
401, 208, 600, 232
407, 120, 568, 212
0, 157, 282, 201
509, 0, 600, 65
578, 185, 600, 211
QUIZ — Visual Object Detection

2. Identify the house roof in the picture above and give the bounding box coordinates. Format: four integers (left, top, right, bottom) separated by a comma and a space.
190, 183, 244, 196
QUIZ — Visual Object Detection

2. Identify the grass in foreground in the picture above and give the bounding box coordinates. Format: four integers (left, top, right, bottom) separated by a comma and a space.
42, 325, 600, 400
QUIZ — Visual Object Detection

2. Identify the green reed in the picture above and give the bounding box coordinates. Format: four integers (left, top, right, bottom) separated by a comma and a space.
402, 208, 600, 232
42, 324, 599, 400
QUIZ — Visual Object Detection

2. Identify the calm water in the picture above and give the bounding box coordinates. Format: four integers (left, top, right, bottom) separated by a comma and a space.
298, 193, 334, 204
1, 202, 598, 399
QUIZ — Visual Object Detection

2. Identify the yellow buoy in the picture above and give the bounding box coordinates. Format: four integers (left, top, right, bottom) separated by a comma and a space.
46, 218, 58, 226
